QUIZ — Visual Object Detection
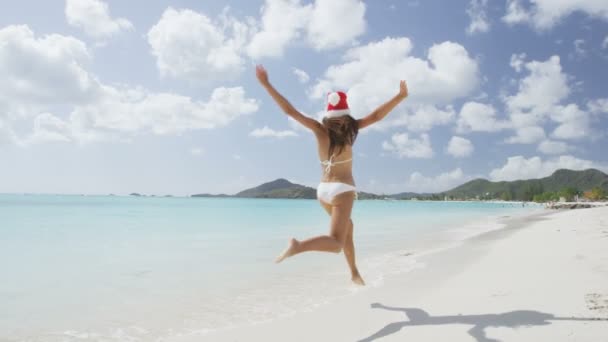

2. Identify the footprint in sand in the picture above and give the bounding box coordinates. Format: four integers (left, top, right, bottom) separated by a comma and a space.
585, 293, 608, 315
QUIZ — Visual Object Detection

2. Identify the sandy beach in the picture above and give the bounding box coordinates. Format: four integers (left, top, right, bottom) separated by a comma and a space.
190, 206, 608, 342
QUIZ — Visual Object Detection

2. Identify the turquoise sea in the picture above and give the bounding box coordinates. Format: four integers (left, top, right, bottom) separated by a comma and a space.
0, 194, 539, 341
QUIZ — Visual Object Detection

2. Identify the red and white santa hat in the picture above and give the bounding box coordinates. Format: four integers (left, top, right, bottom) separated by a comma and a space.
325, 91, 350, 118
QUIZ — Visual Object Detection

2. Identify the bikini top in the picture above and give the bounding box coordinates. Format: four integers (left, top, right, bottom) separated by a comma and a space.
320, 154, 352, 174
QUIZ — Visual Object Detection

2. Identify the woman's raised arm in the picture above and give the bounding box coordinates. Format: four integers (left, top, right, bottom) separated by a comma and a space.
357, 81, 408, 130
255, 65, 324, 134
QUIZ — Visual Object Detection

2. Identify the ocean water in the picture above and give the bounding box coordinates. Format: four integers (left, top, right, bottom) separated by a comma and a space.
0, 194, 539, 341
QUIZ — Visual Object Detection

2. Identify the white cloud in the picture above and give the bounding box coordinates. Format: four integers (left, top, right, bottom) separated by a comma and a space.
550, 103, 589, 140
457, 102, 509, 133
311, 38, 479, 107
405, 168, 471, 193
510, 53, 527, 72
382, 133, 433, 159
537, 140, 570, 155
0, 25, 98, 111
603, 35, 608, 49
466, 0, 490, 35
249, 126, 298, 138
21, 86, 260, 144
246, 0, 311, 59
247, 0, 366, 59
505, 56, 569, 122
506, 126, 546, 144
24, 112, 73, 144
502, 0, 531, 25
588, 98, 608, 114
503, 0, 608, 30
489, 155, 607, 181
573, 39, 586, 59
292, 67, 310, 83
447, 136, 474, 158
310, 37, 479, 132
0, 25, 98, 144
391, 105, 456, 132
0, 25, 259, 145
503, 55, 593, 143
145, 2, 362, 78
147, 7, 249, 81
71, 86, 259, 136
306, 0, 366, 50
65, 0, 133, 38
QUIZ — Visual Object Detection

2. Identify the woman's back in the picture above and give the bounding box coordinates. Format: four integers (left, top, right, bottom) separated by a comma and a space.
315, 130, 355, 185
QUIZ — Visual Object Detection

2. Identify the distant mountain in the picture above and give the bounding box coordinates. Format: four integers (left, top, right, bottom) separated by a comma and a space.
191, 178, 383, 200
357, 191, 385, 200
545, 169, 608, 191
236, 179, 388, 199
189, 169, 608, 201
444, 169, 608, 201
234, 178, 314, 199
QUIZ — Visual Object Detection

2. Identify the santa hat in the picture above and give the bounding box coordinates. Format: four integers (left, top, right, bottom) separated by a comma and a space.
325, 91, 350, 118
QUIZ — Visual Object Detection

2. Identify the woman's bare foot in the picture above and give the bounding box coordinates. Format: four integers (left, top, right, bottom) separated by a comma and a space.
275, 238, 299, 263
351, 272, 366, 286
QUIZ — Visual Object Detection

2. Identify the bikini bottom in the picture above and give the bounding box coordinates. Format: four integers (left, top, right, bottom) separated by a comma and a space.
317, 182, 358, 204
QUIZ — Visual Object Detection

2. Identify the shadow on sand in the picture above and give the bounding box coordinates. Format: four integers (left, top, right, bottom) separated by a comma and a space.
359, 303, 607, 342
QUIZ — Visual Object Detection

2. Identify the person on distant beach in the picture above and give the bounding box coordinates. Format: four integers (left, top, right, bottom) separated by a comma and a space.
255, 65, 408, 285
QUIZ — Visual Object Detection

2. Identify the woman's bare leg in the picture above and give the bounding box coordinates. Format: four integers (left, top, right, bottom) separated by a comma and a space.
319, 198, 365, 284
275, 192, 354, 263
344, 219, 365, 285
274, 236, 342, 263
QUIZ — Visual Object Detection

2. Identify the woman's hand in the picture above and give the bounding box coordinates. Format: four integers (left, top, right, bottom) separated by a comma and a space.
255, 64, 270, 86
357, 80, 409, 129
254, 64, 324, 134
398, 80, 408, 99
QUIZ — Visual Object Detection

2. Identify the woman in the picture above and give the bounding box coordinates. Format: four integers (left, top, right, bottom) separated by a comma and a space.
255, 65, 408, 285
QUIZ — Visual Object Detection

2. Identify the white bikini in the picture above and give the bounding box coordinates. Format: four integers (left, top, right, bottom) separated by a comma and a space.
317, 154, 358, 204
315, 91, 359, 204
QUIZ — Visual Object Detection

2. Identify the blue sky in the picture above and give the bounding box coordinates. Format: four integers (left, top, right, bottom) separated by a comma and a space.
0, 0, 607, 195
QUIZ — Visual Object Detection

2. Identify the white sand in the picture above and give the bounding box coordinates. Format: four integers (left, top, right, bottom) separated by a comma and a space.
182, 207, 608, 341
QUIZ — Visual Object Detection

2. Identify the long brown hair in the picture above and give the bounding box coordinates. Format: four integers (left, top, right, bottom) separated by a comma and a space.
322, 115, 359, 158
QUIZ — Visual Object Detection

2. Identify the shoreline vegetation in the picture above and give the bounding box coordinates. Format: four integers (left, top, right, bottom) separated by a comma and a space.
189, 168, 608, 204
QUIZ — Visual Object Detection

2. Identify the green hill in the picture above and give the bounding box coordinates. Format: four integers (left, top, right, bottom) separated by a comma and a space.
201, 178, 382, 200
190, 169, 607, 201
235, 178, 316, 199
234, 178, 384, 199
357, 191, 385, 200
444, 169, 608, 201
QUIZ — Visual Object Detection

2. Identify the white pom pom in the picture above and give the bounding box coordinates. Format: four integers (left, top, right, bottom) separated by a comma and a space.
328, 92, 340, 106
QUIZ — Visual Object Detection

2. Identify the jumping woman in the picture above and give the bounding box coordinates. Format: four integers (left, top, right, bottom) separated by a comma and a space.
255, 65, 408, 285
